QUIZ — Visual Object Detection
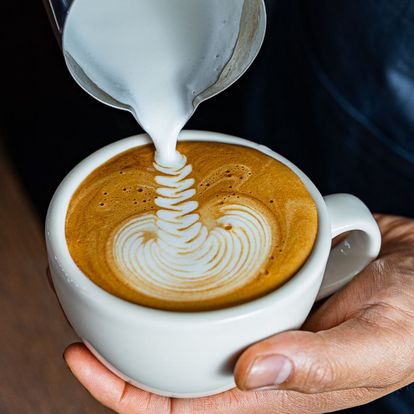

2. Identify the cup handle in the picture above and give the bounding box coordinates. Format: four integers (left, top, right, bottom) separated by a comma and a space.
316, 194, 382, 301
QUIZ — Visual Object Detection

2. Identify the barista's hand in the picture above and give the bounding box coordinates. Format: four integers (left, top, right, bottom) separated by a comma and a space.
63, 215, 414, 413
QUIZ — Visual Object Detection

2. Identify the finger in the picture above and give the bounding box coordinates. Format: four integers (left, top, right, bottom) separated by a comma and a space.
234, 310, 411, 394
169, 386, 384, 414
64, 343, 170, 414
302, 264, 378, 333
374, 215, 414, 248
305, 252, 414, 334
304, 257, 396, 333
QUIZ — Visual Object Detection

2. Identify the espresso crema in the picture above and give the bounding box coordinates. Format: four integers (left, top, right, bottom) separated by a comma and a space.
66, 141, 318, 311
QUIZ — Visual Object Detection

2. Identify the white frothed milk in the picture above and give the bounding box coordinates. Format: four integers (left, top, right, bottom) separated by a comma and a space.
112, 153, 273, 303
64, 0, 244, 164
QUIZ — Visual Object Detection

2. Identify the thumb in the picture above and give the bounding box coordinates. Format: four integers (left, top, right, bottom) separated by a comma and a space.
234, 312, 408, 394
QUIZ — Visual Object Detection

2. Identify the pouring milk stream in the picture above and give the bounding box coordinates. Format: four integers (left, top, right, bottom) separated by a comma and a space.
63, 0, 270, 298
64, 0, 246, 164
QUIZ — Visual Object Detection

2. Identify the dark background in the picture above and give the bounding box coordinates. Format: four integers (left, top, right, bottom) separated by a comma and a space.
2, 1, 413, 218
1, 1, 414, 413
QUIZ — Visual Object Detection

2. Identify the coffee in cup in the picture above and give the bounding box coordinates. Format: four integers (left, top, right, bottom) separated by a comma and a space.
66, 141, 317, 311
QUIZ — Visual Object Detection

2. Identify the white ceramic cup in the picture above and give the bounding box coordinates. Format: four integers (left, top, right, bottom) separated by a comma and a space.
46, 131, 381, 398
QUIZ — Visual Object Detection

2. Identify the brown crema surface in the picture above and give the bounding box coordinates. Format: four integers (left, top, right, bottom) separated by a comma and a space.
66, 141, 318, 311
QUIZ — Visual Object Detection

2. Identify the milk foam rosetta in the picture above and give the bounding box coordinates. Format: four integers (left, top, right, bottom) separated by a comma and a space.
113, 153, 273, 302
66, 142, 318, 311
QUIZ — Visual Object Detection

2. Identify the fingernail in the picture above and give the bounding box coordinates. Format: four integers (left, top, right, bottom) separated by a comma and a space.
244, 354, 293, 391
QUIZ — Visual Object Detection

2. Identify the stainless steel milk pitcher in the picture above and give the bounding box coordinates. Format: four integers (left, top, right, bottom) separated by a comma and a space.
42, 0, 266, 121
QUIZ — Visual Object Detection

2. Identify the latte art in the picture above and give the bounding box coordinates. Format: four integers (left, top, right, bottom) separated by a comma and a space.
112, 154, 272, 302
66, 142, 318, 311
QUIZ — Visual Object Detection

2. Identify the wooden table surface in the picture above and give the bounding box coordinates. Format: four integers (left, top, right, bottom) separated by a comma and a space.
0, 143, 112, 413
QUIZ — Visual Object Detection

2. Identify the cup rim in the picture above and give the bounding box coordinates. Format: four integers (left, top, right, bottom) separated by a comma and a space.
46, 130, 331, 323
